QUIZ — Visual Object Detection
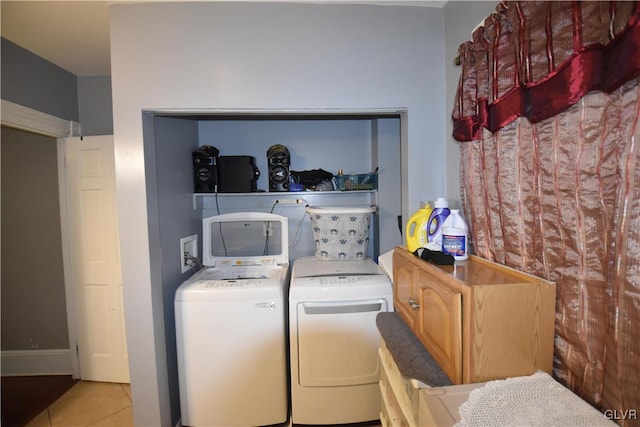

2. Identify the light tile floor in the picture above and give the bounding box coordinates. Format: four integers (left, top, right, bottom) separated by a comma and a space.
24, 381, 383, 427
25, 381, 133, 427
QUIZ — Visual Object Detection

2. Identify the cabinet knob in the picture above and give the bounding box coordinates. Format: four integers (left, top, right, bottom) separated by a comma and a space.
408, 297, 420, 311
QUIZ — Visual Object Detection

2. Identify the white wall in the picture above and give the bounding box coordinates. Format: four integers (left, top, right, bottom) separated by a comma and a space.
110, 2, 445, 425
78, 75, 113, 135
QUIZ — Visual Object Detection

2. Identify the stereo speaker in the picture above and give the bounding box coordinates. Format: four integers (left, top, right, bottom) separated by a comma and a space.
218, 156, 260, 193
267, 144, 290, 192
192, 145, 219, 193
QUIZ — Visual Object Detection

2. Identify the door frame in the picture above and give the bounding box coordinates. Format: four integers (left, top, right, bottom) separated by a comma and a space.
1, 100, 82, 378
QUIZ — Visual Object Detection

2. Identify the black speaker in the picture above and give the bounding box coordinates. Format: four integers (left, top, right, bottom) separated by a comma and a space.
192, 145, 219, 193
218, 156, 260, 193
267, 144, 290, 192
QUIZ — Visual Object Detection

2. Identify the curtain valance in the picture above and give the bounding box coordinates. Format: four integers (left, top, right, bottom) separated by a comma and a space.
453, 1, 640, 142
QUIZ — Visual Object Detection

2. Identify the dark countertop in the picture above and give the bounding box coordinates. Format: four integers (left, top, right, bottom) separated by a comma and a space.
376, 312, 452, 387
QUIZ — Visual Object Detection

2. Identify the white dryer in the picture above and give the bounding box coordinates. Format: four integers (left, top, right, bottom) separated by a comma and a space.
175, 212, 289, 427
289, 256, 393, 425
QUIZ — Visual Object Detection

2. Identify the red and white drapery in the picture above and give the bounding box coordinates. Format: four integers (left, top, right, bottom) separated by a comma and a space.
452, 1, 640, 423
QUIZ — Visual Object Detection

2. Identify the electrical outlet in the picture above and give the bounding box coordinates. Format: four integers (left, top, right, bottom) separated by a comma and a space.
277, 198, 303, 205
180, 234, 198, 273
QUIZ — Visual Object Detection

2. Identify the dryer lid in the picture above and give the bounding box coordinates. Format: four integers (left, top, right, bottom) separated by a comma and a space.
203, 212, 289, 267
292, 256, 384, 278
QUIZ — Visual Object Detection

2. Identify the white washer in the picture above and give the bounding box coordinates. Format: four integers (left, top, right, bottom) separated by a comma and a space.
175, 212, 289, 427
289, 256, 393, 425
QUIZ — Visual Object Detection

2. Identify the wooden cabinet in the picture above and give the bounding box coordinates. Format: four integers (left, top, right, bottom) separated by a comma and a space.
392, 247, 555, 385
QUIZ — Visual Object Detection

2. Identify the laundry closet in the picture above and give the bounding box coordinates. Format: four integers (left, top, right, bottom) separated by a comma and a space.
148, 111, 403, 263
148, 110, 403, 425
192, 112, 403, 260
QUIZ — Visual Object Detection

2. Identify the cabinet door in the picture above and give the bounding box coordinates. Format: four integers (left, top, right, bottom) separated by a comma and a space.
393, 254, 418, 329
416, 271, 462, 384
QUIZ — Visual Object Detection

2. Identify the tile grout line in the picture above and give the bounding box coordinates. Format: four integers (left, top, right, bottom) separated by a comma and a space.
84, 405, 133, 427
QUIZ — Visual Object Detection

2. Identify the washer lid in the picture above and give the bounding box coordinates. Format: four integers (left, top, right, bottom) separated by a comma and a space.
203, 212, 289, 267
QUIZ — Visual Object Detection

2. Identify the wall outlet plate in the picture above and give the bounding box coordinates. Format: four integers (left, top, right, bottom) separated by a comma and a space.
277, 198, 304, 205
180, 234, 198, 273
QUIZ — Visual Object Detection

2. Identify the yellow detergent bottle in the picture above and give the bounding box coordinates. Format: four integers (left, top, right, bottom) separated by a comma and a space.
405, 201, 433, 252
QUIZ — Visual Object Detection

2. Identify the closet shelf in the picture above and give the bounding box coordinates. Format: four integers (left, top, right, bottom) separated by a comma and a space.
192, 190, 377, 209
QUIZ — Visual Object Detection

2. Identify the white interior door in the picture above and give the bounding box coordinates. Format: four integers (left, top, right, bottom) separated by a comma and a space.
65, 136, 129, 383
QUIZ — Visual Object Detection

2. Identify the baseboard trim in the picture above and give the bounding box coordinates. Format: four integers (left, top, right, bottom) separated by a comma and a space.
1, 349, 73, 376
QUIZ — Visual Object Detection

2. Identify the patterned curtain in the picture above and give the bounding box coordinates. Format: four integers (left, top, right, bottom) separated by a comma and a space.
452, 2, 640, 424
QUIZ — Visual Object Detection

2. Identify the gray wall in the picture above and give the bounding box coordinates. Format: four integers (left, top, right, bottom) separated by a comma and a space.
0, 39, 77, 359
1, 38, 113, 136
144, 115, 202, 422
1, 127, 69, 351
1, 38, 114, 366
375, 118, 403, 249
1, 37, 79, 122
